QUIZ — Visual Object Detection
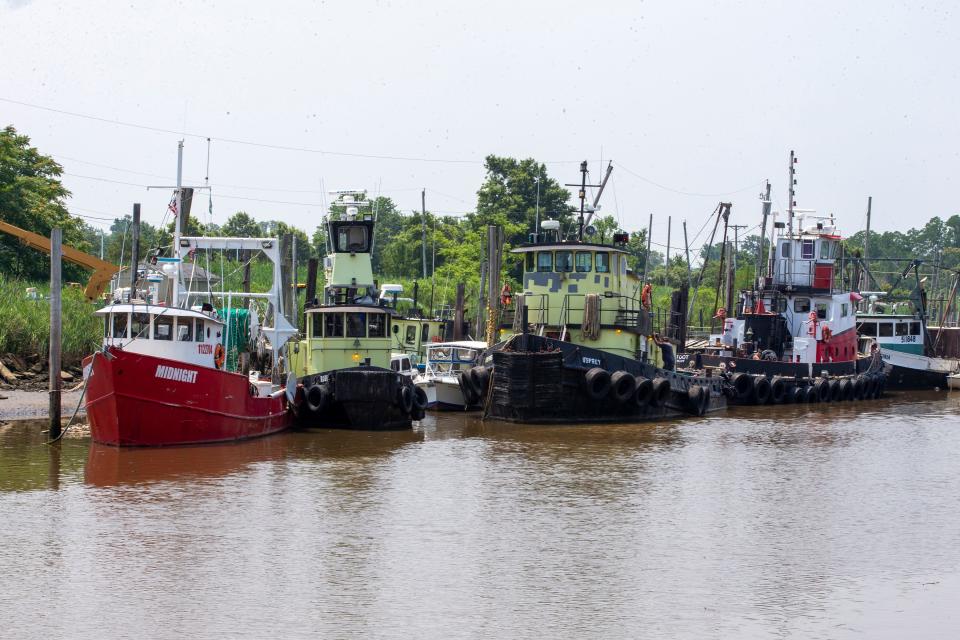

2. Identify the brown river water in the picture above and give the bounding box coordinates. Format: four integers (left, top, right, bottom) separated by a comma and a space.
2, 392, 959, 639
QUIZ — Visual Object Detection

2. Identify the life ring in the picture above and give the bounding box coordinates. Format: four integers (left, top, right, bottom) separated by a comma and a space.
214, 343, 225, 369
641, 284, 653, 310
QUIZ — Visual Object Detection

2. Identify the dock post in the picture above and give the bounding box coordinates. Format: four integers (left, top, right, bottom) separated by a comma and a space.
49, 227, 62, 439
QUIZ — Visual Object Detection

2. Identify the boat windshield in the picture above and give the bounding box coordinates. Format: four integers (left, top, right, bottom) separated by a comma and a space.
425, 346, 479, 373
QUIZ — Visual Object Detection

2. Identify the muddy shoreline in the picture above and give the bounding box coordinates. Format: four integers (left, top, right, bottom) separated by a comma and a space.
0, 389, 87, 421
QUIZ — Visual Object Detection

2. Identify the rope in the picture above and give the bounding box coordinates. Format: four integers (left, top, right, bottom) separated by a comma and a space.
46, 358, 91, 444
581, 293, 601, 340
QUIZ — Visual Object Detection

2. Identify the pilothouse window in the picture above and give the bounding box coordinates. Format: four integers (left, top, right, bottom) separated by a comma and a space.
336, 226, 369, 252
575, 252, 592, 272
801, 240, 815, 260
346, 313, 366, 338
368, 313, 386, 338
131, 313, 149, 339
858, 322, 877, 337
176, 318, 193, 341
525, 252, 535, 272
555, 251, 573, 273
595, 252, 610, 273
324, 313, 344, 337
537, 252, 553, 272
154, 315, 173, 341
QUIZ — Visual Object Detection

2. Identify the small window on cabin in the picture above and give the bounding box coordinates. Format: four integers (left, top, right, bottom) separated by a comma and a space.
311, 315, 323, 337
815, 303, 828, 320
878, 322, 893, 337
820, 242, 833, 259
841, 303, 849, 318
910, 321, 921, 335
325, 313, 344, 338
346, 313, 366, 338
103, 316, 110, 338
858, 322, 877, 337
113, 313, 129, 339
801, 240, 815, 260
575, 252, 592, 272
402, 358, 411, 371
176, 318, 193, 341
777, 299, 787, 312
621, 256, 627, 275
555, 251, 573, 272
195, 319, 204, 341
794, 298, 811, 313
895, 322, 909, 337
131, 313, 150, 339
154, 315, 173, 341
595, 252, 610, 273
421, 323, 430, 342
405, 325, 416, 344
392, 323, 399, 334
390, 359, 399, 372
537, 252, 553, 272
525, 252, 535, 272
781, 242, 791, 258
368, 313, 386, 338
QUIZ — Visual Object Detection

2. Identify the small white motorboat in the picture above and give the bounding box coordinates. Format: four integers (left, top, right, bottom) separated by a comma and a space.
414, 340, 487, 410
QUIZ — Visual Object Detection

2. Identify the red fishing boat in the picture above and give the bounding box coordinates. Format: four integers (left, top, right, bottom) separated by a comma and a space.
82, 142, 297, 446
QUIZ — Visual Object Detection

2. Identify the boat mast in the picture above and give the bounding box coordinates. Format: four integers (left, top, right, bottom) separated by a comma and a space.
786, 151, 797, 285
565, 161, 601, 242
173, 140, 184, 308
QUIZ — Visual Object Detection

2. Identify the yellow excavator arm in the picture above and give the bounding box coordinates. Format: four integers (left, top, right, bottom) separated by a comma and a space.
0, 220, 121, 302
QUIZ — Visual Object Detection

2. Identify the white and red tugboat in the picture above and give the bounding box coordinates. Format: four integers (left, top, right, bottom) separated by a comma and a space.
83, 143, 297, 446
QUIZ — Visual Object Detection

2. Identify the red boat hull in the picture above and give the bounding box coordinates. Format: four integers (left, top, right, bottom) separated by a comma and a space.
83, 347, 292, 446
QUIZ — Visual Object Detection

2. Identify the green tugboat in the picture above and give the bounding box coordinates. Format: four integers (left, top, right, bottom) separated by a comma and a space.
288, 193, 427, 429
469, 162, 727, 423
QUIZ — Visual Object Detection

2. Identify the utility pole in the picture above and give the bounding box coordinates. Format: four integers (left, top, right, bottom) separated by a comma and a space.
664, 216, 672, 287
864, 196, 872, 264
643, 213, 653, 284
730, 224, 748, 276
421, 189, 428, 280
787, 151, 797, 284
682, 220, 692, 291
430, 216, 436, 315
49, 227, 62, 439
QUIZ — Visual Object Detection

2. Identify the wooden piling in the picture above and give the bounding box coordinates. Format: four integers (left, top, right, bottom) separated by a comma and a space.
49, 227, 62, 439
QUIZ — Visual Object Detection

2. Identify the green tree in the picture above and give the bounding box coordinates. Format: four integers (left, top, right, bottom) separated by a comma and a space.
221, 211, 262, 237
0, 126, 90, 280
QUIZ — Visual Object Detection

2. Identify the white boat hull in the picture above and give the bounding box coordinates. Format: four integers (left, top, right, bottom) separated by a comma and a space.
415, 376, 473, 410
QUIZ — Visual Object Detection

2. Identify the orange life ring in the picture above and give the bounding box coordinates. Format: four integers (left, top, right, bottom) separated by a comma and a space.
641, 284, 653, 310
214, 343, 225, 369
821, 326, 832, 342
500, 283, 512, 306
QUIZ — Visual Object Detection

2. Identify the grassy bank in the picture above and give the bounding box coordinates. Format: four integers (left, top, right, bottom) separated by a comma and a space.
0, 280, 101, 366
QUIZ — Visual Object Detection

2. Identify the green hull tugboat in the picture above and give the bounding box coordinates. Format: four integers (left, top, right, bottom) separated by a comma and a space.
470, 162, 727, 423
289, 193, 428, 429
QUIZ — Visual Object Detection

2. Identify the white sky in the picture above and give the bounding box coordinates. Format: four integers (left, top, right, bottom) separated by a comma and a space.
2, 0, 958, 254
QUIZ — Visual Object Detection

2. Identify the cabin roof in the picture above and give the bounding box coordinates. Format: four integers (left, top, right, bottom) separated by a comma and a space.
305, 304, 394, 315
427, 340, 487, 349
95, 304, 224, 324
511, 242, 628, 255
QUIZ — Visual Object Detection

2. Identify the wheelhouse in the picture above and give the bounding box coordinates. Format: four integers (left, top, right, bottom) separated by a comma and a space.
301, 305, 393, 374
95, 304, 224, 369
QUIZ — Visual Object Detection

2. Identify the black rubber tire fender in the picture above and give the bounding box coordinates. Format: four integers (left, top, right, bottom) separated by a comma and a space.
461, 368, 481, 400
584, 367, 612, 400
853, 376, 866, 400
650, 377, 671, 408
306, 384, 330, 414
687, 384, 706, 415
829, 379, 842, 402
769, 376, 788, 404
399, 385, 415, 414
412, 385, 429, 411
634, 376, 653, 407
411, 406, 426, 421
814, 378, 830, 402
731, 372, 753, 400
839, 378, 855, 401
610, 371, 636, 404
793, 385, 807, 403
753, 376, 772, 405
458, 372, 480, 406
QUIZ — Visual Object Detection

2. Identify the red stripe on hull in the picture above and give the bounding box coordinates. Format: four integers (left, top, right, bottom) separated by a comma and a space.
84, 347, 292, 446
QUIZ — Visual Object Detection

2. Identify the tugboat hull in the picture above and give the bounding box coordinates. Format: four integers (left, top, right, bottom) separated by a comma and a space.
296, 366, 420, 430
482, 334, 726, 424
83, 347, 292, 447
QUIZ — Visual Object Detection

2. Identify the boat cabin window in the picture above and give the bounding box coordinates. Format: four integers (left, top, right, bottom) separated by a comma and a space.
781, 242, 790, 258
858, 322, 877, 337
841, 303, 849, 318
775, 298, 787, 312
405, 325, 416, 344
794, 298, 811, 313
103, 315, 111, 338
910, 321, 921, 335
555, 250, 573, 272
815, 303, 828, 320
621, 255, 627, 275
878, 322, 893, 337
111, 313, 130, 339
336, 225, 369, 252
421, 323, 430, 342
537, 251, 553, 272
176, 318, 193, 341
346, 312, 366, 338
801, 240, 815, 260
154, 314, 173, 341
195, 319, 204, 341
820, 242, 834, 259
131, 313, 149, 339
575, 252, 592, 272
525, 252, 535, 272
325, 313, 344, 338
368, 313, 386, 338
311, 315, 323, 337
595, 252, 610, 273
895, 322, 909, 337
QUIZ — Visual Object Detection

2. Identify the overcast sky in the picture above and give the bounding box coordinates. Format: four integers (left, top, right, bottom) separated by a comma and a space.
2, 0, 958, 253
